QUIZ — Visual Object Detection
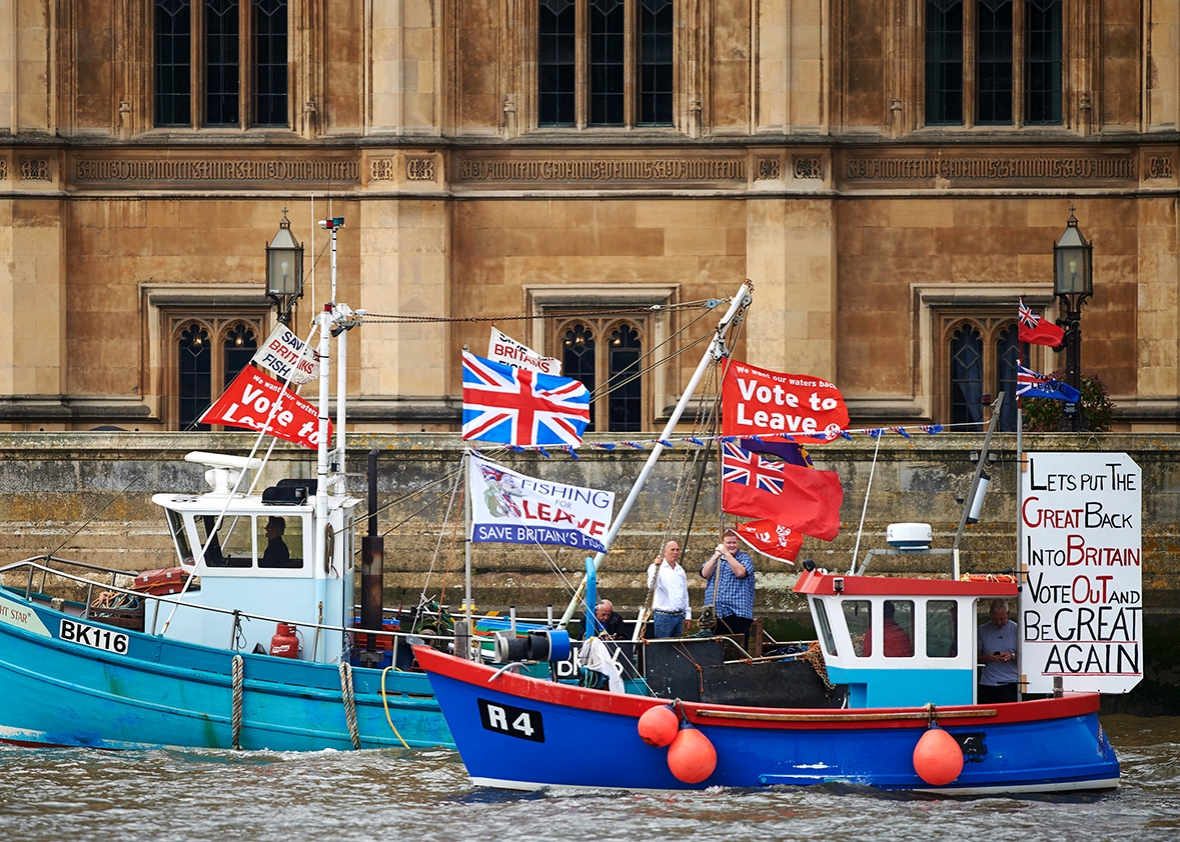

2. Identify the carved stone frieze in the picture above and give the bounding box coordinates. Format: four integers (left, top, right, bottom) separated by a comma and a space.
844, 155, 1136, 183
73, 158, 360, 184
456, 157, 746, 183
0, 159, 7, 180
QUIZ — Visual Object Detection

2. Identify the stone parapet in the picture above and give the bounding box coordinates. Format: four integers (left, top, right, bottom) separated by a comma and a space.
0, 432, 1176, 621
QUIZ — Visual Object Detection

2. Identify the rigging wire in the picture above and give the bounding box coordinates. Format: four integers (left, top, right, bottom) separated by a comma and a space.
359, 298, 726, 325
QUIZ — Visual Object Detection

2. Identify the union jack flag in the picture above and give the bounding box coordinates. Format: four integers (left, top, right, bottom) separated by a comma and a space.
721, 442, 785, 494
462, 352, 590, 446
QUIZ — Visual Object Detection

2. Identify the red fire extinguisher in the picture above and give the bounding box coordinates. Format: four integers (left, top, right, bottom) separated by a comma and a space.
270, 623, 300, 659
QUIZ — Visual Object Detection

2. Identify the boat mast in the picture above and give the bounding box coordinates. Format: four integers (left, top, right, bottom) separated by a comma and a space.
559, 282, 752, 628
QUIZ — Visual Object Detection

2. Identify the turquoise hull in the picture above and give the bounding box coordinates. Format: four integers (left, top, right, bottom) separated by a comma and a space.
0, 594, 452, 751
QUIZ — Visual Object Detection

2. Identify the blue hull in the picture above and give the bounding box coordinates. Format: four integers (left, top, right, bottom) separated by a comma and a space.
0, 599, 453, 751
417, 647, 1119, 793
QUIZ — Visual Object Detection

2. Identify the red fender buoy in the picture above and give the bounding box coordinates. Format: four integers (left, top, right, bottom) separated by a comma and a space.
667, 722, 717, 784
638, 704, 679, 748
913, 726, 964, 785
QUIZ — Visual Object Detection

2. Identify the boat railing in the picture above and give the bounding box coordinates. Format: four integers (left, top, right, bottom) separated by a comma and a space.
4, 553, 133, 600
0, 556, 459, 655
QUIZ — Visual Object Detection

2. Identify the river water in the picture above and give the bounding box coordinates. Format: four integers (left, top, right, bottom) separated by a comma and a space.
2, 716, 1178, 842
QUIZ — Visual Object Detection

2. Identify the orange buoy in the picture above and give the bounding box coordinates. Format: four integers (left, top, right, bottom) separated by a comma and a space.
637, 704, 679, 748
667, 722, 717, 784
912, 726, 964, 786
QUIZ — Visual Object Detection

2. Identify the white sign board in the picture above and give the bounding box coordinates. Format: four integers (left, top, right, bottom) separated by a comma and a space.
487, 327, 561, 376
252, 324, 319, 385
1020, 452, 1142, 694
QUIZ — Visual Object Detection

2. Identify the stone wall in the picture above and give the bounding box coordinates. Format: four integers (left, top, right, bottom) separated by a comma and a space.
1, 431, 1176, 623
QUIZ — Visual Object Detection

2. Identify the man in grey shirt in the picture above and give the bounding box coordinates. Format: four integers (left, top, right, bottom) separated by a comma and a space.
977, 598, 1018, 703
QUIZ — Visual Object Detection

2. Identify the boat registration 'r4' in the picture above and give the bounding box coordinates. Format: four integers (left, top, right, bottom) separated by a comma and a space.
60, 618, 129, 655
478, 698, 545, 742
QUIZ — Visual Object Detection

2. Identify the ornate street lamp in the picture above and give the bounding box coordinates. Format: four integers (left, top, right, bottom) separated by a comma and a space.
265, 209, 305, 325
1053, 206, 1093, 431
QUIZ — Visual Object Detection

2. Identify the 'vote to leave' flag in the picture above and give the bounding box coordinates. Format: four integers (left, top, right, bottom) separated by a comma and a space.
462, 352, 591, 446
1018, 299, 1066, 348
199, 366, 329, 450
720, 442, 843, 541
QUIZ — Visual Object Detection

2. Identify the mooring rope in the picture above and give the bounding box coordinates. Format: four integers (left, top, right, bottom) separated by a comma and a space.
339, 662, 361, 750
230, 654, 244, 750
379, 667, 411, 749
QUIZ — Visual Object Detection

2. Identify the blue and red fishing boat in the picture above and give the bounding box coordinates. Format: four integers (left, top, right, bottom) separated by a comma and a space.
417, 562, 1120, 793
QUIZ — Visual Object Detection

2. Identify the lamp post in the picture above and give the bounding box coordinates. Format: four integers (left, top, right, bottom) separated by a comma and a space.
265, 208, 305, 325
1053, 206, 1093, 432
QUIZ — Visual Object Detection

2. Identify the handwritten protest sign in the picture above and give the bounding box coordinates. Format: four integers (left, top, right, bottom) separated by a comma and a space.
722, 360, 848, 440
1020, 452, 1142, 695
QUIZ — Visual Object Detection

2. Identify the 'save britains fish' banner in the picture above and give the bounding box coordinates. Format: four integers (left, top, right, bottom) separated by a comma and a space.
252, 323, 319, 385
468, 453, 614, 552
722, 360, 848, 441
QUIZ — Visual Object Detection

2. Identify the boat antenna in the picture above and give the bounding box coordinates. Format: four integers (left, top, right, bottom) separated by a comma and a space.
848, 431, 884, 574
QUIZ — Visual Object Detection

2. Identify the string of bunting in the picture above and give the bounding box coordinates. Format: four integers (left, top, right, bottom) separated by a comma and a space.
483, 423, 961, 457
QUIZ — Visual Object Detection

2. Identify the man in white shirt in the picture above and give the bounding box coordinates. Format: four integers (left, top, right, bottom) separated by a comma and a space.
647, 540, 690, 638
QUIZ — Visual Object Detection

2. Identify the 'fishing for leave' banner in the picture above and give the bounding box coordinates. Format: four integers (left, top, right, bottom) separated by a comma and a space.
722, 360, 848, 440
199, 366, 329, 450
468, 453, 615, 552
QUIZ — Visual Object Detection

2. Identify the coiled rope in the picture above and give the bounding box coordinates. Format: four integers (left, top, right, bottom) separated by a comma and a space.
339, 662, 361, 750
231, 654, 244, 750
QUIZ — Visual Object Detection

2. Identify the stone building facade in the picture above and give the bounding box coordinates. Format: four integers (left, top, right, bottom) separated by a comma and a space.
0, 0, 1177, 434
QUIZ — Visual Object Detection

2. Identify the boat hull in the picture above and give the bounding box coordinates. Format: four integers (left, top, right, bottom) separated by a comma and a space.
0, 595, 453, 751
416, 647, 1119, 793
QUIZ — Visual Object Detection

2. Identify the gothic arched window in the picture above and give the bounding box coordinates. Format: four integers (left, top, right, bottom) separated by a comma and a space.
557, 316, 647, 431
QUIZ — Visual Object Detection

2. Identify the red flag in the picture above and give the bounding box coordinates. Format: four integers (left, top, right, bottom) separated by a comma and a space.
722, 360, 848, 441
720, 443, 843, 540
733, 519, 804, 564
1018, 299, 1065, 347
199, 367, 330, 450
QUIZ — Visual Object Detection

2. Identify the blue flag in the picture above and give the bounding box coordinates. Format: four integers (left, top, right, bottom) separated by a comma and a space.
1016, 364, 1081, 402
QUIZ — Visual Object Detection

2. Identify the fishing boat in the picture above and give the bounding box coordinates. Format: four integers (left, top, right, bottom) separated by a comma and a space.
416, 555, 1120, 793
417, 389, 1130, 793
0, 213, 471, 750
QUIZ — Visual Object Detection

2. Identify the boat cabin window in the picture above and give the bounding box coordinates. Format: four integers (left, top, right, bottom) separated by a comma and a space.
812, 599, 838, 656
194, 514, 305, 569
843, 600, 871, 657
197, 515, 251, 567
862, 599, 914, 658
166, 509, 193, 565
258, 515, 304, 569
926, 600, 959, 658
